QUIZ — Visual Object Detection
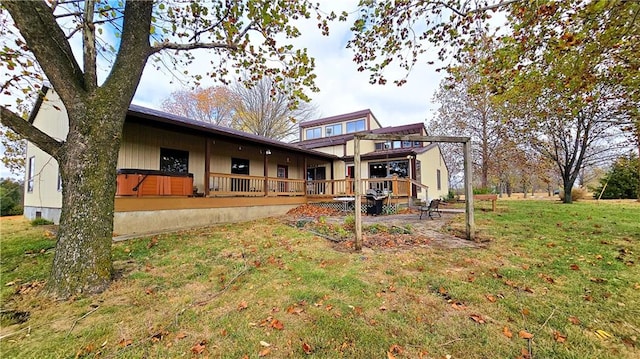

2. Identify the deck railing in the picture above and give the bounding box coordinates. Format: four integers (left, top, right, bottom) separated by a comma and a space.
306, 176, 410, 197
207, 173, 411, 198
208, 173, 305, 196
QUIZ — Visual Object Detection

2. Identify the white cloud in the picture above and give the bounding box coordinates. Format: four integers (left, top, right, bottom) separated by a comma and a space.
133, 0, 445, 127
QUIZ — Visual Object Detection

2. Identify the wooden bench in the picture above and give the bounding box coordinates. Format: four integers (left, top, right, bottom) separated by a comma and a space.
419, 199, 442, 219
474, 194, 497, 211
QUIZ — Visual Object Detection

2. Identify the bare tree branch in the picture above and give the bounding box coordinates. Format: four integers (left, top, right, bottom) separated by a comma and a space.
150, 41, 238, 55
0, 106, 63, 158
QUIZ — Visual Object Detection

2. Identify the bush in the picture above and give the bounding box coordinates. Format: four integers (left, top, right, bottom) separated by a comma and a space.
0, 178, 23, 216
591, 154, 639, 199
31, 218, 54, 226
558, 187, 589, 202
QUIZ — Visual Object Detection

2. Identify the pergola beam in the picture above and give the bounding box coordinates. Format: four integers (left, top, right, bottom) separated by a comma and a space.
353, 134, 475, 249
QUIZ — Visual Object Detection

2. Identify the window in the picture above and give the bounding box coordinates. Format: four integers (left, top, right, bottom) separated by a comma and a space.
346, 119, 366, 133
57, 172, 63, 192
305, 127, 321, 139
374, 142, 391, 151
231, 158, 250, 175
402, 140, 412, 148
392, 140, 401, 149
414, 141, 422, 147
160, 148, 189, 173
27, 156, 35, 192
437, 169, 442, 190
325, 123, 342, 136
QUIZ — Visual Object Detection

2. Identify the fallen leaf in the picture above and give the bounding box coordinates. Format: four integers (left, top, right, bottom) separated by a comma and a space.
220, 328, 227, 337
238, 301, 248, 311
590, 277, 607, 283
258, 347, 271, 357
387, 352, 396, 359
503, 326, 513, 338
118, 338, 133, 348
302, 342, 313, 354
379, 305, 387, 311
260, 341, 271, 347
287, 306, 304, 315
467, 276, 476, 283
486, 295, 497, 303
270, 319, 284, 330
553, 330, 567, 343
521, 308, 530, 316
584, 294, 593, 301
147, 237, 158, 249
190, 340, 206, 354
451, 302, 467, 311
519, 330, 534, 339
470, 314, 486, 324
438, 287, 448, 295
568, 316, 581, 325
176, 332, 188, 339
570, 264, 580, 270
521, 264, 530, 270
389, 344, 404, 354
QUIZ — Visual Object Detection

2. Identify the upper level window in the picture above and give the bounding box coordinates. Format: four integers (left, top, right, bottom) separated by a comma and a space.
160, 148, 189, 173
392, 140, 401, 149
306, 127, 321, 140
346, 119, 366, 133
375, 142, 392, 151
325, 124, 342, 137
27, 156, 35, 192
402, 140, 413, 148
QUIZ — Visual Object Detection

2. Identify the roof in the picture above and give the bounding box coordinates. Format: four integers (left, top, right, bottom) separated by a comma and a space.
296, 122, 426, 150
342, 143, 439, 161
299, 109, 379, 128
127, 105, 336, 160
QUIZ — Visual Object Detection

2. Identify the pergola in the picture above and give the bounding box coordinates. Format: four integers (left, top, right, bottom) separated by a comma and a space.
353, 134, 475, 249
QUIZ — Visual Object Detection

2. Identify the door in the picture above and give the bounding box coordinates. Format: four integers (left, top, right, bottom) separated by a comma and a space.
277, 165, 288, 193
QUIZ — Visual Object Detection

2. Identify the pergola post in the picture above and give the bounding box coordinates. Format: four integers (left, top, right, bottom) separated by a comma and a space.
463, 139, 475, 241
354, 136, 362, 250
352, 134, 475, 248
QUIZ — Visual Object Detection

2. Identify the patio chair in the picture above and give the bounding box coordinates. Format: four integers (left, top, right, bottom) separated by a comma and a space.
419, 199, 441, 220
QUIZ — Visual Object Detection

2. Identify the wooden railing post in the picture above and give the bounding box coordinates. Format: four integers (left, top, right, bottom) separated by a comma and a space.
392, 175, 398, 196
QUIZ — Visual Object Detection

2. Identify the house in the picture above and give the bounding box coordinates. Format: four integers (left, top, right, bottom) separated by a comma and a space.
23, 88, 448, 235
296, 109, 449, 202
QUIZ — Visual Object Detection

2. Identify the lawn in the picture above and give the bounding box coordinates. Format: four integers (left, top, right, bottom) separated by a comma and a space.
1, 200, 638, 358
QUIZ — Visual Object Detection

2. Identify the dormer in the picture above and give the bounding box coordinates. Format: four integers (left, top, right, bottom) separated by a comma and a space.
299, 109, 381, 141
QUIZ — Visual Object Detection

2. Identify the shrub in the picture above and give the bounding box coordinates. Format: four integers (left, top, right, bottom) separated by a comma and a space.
31, 218, 54, 226
590, 154, 639, 199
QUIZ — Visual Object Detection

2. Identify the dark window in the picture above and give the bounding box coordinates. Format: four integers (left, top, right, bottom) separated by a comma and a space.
414, 141, 422, 147
325, 124, 342, 136
27, 156, 35, 192
346, 119, 366, 133
306, 127, 321, 139
402, 141, 412, 148
160, 148, 189, 173
369, 160, 409, 178
57, 172, 62, 192
231, 158, 250, 175
369, 162, 388, 178
437, 169, 442, 190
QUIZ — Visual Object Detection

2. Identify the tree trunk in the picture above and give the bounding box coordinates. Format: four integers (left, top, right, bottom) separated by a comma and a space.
562, 178, 574, 204
49, 103, 125, 298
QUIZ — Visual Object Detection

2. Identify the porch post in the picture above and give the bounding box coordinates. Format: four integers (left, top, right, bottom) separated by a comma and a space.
264, 151, 269, 196
354, 136, 362, 251
204, 138, 211, 196
463, 140, 475, 241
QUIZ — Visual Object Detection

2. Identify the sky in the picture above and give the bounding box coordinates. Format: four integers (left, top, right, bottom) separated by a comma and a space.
132, 1, 445, 127
1, 1, 446, 179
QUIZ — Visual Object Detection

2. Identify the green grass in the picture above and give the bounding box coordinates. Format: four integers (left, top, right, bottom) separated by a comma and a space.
0, 201, 639, 358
